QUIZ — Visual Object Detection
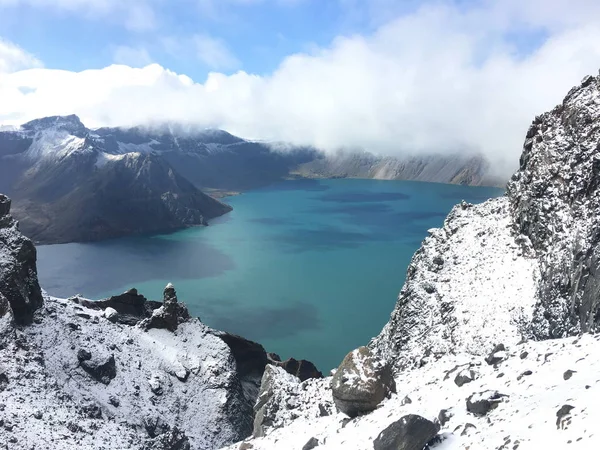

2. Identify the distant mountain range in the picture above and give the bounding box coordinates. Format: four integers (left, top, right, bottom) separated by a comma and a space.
0, 115, 498, 244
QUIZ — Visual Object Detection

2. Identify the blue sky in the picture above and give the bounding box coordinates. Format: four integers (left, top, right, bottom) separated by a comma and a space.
0, 0, 599, 173
0, 0, 425, 80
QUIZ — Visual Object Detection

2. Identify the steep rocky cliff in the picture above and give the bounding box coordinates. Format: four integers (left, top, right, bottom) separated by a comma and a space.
294, 151, 500, 187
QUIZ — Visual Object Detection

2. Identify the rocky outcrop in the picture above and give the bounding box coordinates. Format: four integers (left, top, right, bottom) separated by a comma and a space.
507, 73, 600, 338
267, 353, 323, 382
373, 414, 440, 450
252, 365, 335, 438
77, 288, 161, 325
0, 194, 43, 324
330, 346, 395, 417
139, 284, 191, 332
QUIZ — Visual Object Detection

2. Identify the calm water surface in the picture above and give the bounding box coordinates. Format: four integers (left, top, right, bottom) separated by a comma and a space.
37, 179, 503, 371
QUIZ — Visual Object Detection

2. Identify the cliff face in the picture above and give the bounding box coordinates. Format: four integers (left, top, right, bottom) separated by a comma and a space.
294, 151, 501, 187
0, 194, 43, 324
508, 74, 600, 338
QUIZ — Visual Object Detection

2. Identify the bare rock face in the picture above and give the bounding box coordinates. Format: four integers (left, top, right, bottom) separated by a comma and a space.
330, 346, 395, 417
0, 194, 43, 324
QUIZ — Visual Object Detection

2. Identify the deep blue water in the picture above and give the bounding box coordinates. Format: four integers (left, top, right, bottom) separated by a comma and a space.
37, 179, 503, 372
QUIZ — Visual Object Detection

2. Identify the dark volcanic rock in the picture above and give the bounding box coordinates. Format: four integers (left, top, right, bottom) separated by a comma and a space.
466, 390, 507, 416
331, 346, 396, 417
0, 194, 43, 324
267, 355, 323, 382
139, 284, 191, 332
373, 414, 440, 450
301, 437, 319, 450
80, 288, 159, 325
79, 353, 117, 385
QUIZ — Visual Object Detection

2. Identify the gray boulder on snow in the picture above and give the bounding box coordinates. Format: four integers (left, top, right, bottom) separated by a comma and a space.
466, 390, 507, 416
331, 346, 396, 417
373, 414, 440, 450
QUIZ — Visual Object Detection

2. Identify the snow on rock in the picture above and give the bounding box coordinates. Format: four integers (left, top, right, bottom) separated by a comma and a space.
227, 334, 600, 449
0, 293, 254, 449
330, 346, 395, 418
508, 73, 600, 338
371, 197, 539, 370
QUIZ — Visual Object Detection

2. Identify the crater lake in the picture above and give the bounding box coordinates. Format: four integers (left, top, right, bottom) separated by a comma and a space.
37, 178, 503, 372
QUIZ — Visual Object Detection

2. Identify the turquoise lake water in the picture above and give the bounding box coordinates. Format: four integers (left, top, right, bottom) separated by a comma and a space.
37, 179, 503, 372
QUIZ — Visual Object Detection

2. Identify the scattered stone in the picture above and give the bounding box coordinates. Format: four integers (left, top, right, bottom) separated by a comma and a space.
79, 353, 116, 385
460, 423, 477, 436
438, 409, 453, 427
109, 396, 120, 407
103, 307, 118, 323
466, 391, 507, 416
302, 437, 319, 450
330, 346, 396, 417
485, 344, 508, 365
33, 410, 43, 419
239, 443, 254, 450
519, 351, 529, 360
401, 395, 412, 406
563, 370, 576, 380
454, 368, 477, 387
517, 370, 533, 380
556, 405, 575, 430
373, 414, 440, 450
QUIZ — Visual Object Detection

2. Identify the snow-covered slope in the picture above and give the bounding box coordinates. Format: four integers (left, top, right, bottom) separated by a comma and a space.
226, 333, 600, 450
0, 294, 253, 450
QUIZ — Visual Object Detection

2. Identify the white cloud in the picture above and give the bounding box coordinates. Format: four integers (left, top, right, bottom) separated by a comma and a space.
113, 45, 153, 67
2, 0, 600, 177
0, 38, 42, 73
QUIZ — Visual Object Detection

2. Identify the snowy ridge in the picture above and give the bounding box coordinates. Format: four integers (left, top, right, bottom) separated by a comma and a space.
371, 197, 539, 370
25, 129, 87, 161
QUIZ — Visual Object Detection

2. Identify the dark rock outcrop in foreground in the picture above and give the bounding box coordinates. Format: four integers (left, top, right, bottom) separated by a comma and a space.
373, 414, 440, 450
267, 353, 323, 381
330, 346, 395, 417
0, 194, 43, 324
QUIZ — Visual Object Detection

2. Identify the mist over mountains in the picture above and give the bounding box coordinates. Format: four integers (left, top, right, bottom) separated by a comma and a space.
0, 114, 495, 244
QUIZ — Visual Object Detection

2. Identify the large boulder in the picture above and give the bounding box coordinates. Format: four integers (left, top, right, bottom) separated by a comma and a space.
330, 346, 396, 417
373, 414, 440, 450
0, 194, 43, 324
